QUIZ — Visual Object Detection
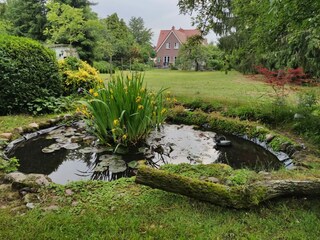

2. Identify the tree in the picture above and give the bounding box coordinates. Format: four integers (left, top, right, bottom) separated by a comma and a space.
4, 0, 47, 41
179, 0, 320, 78
178, 0, 233, 36
128, 17, 153, 45
177, 35, 207, 71
44, 1, 85, 46
100, 13, 135, 67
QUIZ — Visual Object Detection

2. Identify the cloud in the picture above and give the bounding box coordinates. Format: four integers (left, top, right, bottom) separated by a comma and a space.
91, 0, 218, 45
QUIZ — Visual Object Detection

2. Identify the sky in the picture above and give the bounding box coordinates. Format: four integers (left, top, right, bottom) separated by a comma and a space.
91, 0, 218, 45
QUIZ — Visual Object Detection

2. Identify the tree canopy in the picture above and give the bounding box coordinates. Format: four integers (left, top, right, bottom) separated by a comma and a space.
178, 0, 320, 78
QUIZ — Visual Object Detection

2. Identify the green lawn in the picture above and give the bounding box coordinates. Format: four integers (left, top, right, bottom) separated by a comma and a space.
1, 70, 320, 239
101, 69, 319, 106
0, 114, 59, 134
1, 178, 320, 239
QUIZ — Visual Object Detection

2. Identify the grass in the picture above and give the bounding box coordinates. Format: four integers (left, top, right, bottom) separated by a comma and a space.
0, 114, 59, 133
0, 69, 319, 239
101, 69, 319, 107
1, 178, 320, 239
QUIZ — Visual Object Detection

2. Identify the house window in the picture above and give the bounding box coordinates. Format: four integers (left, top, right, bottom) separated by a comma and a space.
157, 57, 161, 63
174, 57, 177, 62
165, 42, 170, 49
174, 43, 179, 49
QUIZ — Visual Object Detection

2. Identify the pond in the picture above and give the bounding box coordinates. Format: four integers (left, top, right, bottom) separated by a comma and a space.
6, 122, 291, 184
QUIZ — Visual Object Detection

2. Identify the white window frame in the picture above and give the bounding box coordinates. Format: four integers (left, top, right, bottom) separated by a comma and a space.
165, 42, 171, 49
174, 43, 179, 49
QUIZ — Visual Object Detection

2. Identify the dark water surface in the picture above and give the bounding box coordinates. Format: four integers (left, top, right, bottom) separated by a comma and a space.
7, 124, 287, 184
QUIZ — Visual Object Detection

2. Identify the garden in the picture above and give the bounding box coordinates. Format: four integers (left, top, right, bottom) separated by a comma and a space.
1, 0, 320, 239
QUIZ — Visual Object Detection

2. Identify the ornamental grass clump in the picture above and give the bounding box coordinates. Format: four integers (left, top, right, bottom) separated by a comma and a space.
80, 73, 167, 147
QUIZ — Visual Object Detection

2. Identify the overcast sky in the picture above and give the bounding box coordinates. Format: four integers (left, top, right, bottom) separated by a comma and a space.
91, 0, 218, 45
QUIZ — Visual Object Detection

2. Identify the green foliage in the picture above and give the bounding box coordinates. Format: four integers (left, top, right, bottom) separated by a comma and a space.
0, 19, 13, 35
58, 57, 102, 95
177, 35, 207, 71
180, 0, 320, 78
80, 73, 167, 146
227, 169, 255, 186
0, 157, 19, 173
26, 96, 75, 115
4, 0, 47, 41
131, 61, 149, 71
0, 35, 62, 115
44, 1, 85, 45
128, 16, 153, 45
93, 61, 114, 74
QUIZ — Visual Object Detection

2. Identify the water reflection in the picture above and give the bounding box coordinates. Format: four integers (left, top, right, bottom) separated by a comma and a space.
8, 123, 285, 184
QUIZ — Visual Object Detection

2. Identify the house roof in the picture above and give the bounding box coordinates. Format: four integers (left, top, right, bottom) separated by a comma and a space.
155, 26, 202, 52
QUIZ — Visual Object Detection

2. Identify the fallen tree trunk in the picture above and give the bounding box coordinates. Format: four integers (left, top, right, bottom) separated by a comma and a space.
135, 166, 320, 208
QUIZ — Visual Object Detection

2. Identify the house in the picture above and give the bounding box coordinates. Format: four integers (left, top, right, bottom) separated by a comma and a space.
155, 26, 205, 68
47, 44, 79, 60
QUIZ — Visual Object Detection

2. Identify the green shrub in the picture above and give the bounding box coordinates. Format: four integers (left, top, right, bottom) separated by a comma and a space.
58, 57, 103, 95
80, 73, 167, 146
27, 96, 75, 115
0, 35, 62, 115
131, 61, 149, 71
93, 61, 115, 74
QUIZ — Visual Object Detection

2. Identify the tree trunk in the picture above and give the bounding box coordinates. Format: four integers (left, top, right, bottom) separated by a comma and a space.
135, 166, 320, 208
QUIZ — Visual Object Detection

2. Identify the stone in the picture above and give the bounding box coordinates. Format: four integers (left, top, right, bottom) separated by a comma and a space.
49, 118, 59, 124
265, 134, 275, 142
43, 205, 59, 211
7, 173, 51, 190
206, 177, 220, 183
280, 142, 291, 152
38, 122, 51, 129
4, 172, 27, 184
26, 203, 35, 209
28, 122, 39, 130
23, 193, 38, 204
26, 174, 51, 187
294, 113, 304, 119
65, 189, 73, 196
64, 114, 73, 120
0, 133, 13, 140
13, 127, 24, 134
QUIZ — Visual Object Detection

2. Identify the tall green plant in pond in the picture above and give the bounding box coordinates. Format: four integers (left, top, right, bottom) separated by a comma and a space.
80, 73, 167, 146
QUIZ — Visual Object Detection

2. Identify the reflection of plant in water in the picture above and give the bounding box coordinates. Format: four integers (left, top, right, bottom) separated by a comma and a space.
80, 73, 167, 148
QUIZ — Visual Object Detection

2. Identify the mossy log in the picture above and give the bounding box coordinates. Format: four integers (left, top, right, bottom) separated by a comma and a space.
135, 166, 320, 208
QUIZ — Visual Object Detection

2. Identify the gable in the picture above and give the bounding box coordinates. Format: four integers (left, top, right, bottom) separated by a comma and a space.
156, 31, 182, 53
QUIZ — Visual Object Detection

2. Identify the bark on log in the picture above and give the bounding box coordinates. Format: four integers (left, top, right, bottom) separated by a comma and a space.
135, 165, 320, 208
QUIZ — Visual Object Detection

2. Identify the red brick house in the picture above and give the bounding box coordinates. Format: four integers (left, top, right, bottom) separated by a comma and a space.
155, 26, 204, 68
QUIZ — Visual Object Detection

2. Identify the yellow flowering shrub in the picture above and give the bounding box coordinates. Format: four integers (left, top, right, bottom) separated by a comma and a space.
58, 57, 103, 95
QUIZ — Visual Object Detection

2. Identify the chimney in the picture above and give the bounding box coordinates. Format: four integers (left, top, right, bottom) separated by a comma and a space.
171, 26, 175, 30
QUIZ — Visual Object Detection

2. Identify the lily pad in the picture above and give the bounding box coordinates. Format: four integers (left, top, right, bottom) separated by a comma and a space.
42, 147, 56, 153
93, 146, 113, 153
55, 137, 69, 144
115, 146, 129, 154
93, 165, 106, 172
62, 143, 80, 150
79, 147, 96, 154
128, 161, 138, 169
109, 159, 127, 173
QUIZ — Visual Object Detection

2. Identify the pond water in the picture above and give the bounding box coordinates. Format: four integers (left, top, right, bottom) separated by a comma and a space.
6, 123, 289, 184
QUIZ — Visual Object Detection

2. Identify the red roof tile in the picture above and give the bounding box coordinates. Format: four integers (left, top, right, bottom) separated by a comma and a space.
155, 27, 202, 51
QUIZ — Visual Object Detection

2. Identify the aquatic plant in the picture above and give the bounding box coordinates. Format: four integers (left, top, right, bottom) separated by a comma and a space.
80, 72, 167, 147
